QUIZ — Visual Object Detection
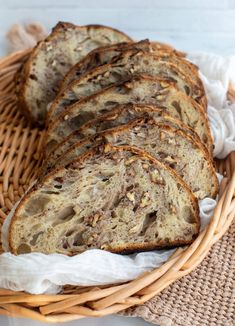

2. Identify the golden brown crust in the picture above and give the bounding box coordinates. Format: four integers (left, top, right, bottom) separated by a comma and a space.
9, 144, 199, 255
105, 237, 197, 254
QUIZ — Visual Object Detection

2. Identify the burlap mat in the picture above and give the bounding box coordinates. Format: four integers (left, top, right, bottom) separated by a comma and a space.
121, 221, 235, 326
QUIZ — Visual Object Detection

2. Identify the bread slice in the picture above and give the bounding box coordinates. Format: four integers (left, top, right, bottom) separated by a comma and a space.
48, 50, 206, 123
48, 119, 218, 200
44, 76, 213, 157
43, 103, 203, 172
75, 103, 201, 142
9, 145, 199, 255
60, 39, 183, 89
18, 21, 132, 125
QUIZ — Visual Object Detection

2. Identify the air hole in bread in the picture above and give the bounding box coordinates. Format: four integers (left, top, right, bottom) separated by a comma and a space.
52, 206, 76, 226
30, 231, 44, 246
24, 195, 50, 215
65, 229, 76, 237
171, 101, 182, 118
62, 240, 69, 249
41, 190, 60, 195
139, 211, 157, 236
54, 184, 62, 189
72, 232, 84, 246
184, 85, 190, 96
112, 71, 124, 80
97, 175, 110, 182
17, 243, 32, 254
69, 113, 94, 129
104, 101, 119, 108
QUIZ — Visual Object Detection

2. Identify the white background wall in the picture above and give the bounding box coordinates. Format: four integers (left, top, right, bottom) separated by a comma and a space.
0, 0, 235, 57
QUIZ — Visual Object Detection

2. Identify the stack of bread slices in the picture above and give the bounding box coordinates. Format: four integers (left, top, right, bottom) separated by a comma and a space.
9, 22, 219, 256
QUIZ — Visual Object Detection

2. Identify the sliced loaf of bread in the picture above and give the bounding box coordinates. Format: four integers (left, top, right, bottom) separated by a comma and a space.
48, 119, 218, 199
48, 50, 206, 123
43, 104, 203, 172
9, 145, 199, 255
60, 39, 183, 89
75, 103, 201, 142
18, 22, 132, 125
44, 76, 213, 157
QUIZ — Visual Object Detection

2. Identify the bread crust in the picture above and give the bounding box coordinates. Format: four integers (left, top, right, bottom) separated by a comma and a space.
47, 49, 207, 124
9, 144, 200, 255
17, 21, 132, 125
60, 39, 184, 90
44, 76, 213, 157
50, 118, 218, 199
78, 103, 202, 143
43, 103, 205, 168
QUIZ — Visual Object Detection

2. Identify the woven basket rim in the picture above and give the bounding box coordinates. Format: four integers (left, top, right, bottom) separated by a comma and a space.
0, 49, 234, 323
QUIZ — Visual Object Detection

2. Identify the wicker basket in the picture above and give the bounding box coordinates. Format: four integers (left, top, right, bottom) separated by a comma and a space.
0, 49, 234, 323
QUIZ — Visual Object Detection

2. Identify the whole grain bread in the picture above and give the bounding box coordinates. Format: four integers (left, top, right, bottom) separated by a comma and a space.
44, 76, 213, 157
48, 50, 206, 123
74, 103, 201, 142
9, 145, 199, 255
48, 119, 218, 200
43, 104, 204, 172
18, 21, 132, 125
60, 39, 185, 89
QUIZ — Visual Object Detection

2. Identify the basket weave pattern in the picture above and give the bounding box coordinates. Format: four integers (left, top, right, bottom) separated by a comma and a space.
0, 50, 234, 323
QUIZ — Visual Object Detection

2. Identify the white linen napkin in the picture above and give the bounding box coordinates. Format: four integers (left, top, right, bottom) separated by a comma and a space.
0, 52, 234, 294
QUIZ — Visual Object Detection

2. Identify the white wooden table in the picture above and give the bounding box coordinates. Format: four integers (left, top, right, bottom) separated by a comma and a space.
0, 0, 234, 325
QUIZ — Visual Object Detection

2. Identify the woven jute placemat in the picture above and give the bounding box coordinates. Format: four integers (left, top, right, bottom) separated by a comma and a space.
122, 222, 235, 326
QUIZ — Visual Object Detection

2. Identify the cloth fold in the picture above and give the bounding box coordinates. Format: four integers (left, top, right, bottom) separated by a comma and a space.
187, 52, 235, 159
